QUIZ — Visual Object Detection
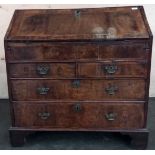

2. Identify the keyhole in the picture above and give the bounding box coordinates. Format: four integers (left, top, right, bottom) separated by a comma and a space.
74, 103, 81, 112
72, 80, 80, 88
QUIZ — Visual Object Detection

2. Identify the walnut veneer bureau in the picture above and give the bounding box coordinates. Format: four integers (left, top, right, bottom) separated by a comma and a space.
4, 6, 153, 149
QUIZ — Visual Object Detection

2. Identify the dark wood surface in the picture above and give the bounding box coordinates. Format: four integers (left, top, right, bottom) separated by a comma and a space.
13, 102, 144, 129
9, 63, 76, 78
11, 79, 146, 101
6, 42, 148, 61
4, 6, 152, 148
9, 61, 147, 78
77, 61, 147, 78
5, 6, 150, 41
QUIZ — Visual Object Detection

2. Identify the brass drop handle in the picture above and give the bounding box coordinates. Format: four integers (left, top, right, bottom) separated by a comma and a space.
104, 64, 117, 74
37, 87, 50, 95
105, 112, 117, 121
105, 85, 118, 95
36, 64, 50, 75
38, 112, 50, 120
72, 80, 80, 88
74, 103, 81, 112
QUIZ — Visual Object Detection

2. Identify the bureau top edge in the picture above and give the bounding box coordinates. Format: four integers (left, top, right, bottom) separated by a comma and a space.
4, 6, 152, 42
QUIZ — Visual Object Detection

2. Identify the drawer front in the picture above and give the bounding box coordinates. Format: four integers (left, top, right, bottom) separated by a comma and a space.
9, 63, 75, 78
11, 79, 145, 101
99, 44, 148, 59
7, 43, 76, 61
13, 102, 144, 129
76, 44, 98, 60
6, 43, 98, 62
78, 61, 147, 78
6, 43, 147, 62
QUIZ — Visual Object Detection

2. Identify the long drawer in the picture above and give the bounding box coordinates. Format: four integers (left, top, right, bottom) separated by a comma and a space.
11, 79, 146, 101
6, 42, 148, 62
13, 102, 144, 129
9, 61, 147, 78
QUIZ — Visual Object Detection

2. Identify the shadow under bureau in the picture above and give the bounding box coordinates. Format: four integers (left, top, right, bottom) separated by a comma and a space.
4, 6, 153, 149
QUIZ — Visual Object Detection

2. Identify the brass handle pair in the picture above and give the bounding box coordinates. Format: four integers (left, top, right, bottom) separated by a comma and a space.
38, 106, 117, 121
36, 63, 117, 75
37, 84, 118, 95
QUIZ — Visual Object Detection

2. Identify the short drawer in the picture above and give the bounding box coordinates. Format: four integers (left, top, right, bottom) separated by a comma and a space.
78, 61, 147, 78
6, 43, 98, 62
13, 102, 144, 129
11, 79, 146, 101
76, 43, 148, 60
6, 43, 76, 61
9, 63, 75, 78
99, 44, 148, 59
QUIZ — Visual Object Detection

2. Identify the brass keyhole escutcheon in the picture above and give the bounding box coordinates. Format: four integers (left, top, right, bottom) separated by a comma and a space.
72, 80, 80, 88
74, 103, 82, 112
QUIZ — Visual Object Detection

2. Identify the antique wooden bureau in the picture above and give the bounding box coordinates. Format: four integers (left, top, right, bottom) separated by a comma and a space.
4, 6, 153, 149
